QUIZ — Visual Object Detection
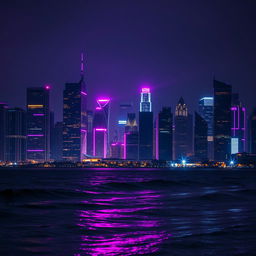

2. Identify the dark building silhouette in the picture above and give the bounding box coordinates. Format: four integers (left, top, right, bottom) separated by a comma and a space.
213, 80, 232, 161
198, 97, 214, 160
51, 122, 63, 161
5, 108, 26, 162
26, 86, 50, 162
0, 103, 8, 162
124, 113, 139, 160
174, 97, 193, 160
156, 107, 173, 161
139, 88, 153, 160
63, 54, 87, 162
249, 108, 256, 154
194, 112, 208, 161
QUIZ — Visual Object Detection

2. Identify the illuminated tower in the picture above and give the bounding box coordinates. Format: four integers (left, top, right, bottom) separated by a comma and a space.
213, 79, 232, 161
92, 98, 110, 158
63, 53, 87, 162
199, 97, 214, 159
139, 87, 153, 160
6, 108, 26, 162
26, 86, 50, 162
231, 93, 246, 154
156, 107, 173, 161
174, 97, 193, 160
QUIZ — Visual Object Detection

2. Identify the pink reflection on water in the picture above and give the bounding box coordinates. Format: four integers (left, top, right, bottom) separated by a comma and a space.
75, 182, 171, 255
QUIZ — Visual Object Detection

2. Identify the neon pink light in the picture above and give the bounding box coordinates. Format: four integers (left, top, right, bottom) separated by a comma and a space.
97, 98, 110, 108
44, 84, 51, 90
141, 87, 150, 93
81, 129, 87, 133
95, 128, 107, 131
93, 129, 96, 156
96, 107, 102, 110
93, 128, 107, 158
123, 133, 127, 159
156, 116, 159, 160
27, 134, 44, 137
231, 107, 237, 111
27, 149, 44, 152
33, 114, 44, 116
81, 91, 87, 96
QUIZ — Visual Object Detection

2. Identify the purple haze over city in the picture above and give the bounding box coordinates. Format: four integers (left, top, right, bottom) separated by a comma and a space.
1, 0, 256, 124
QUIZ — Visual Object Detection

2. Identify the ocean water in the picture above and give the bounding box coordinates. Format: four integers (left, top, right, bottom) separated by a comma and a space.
0, 168, 256, 256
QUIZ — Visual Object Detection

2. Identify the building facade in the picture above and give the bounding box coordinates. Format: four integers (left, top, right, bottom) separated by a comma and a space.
26, 86, 50, 162
0, 103, 8, 162
213, 79, 232, 161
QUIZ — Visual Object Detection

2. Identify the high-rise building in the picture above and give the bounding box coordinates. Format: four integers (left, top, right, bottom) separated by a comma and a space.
194, 112, 208, 161
51, 122, 63, 161
26, 86, 50, 162
110, 142, 123, 159
213, 79, 232, 161
198, 97, 214, 160
117, 103, 133, 142
92, 99, 110, 158
0, 103, 8, 161
249, 108, 256, 154
231, 94, 246, 154
63, 53, 87, 162
139, 88, 153, 160
156, 107, 173, 161
5, 108, 26, 162
86, 110, 94, 156
174, 97, 193, 160
124, 113, 139, 160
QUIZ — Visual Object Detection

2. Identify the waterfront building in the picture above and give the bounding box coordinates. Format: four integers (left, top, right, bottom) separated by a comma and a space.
92, 99, 110, 158
51, 122, 63, 161
26, 86, 50, 162
139, 88, 153, 160
194, 112, 208, 161
63, 53, 87, 162
213, 79, 232, 161
86, 110, 94, 156
0, 103, 8, 161
198, 97, 214, 160
249, 108, 256, 154
174, 97, 193, 160
110, 142, 123, 159
156, 107, 173, 161
231, 93, 246, 154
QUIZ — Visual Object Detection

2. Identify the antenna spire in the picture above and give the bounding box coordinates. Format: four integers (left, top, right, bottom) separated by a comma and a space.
80, 52, 84, 76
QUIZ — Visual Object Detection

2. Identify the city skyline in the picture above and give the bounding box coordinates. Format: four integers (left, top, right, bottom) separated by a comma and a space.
1, 0, 256, 123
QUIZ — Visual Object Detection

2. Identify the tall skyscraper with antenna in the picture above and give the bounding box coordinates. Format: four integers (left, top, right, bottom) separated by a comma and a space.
63, 53, 87, 162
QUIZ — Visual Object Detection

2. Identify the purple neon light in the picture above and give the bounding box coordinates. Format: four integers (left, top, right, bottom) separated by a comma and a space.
44, 84, 51, 90
33, 113, 44, 116
81, 91, 87, 96
27, 149, 45, 152
141, 87, 150, 93
93, 128, 107, 158
96, 107, 102, 110
97, 98, 110, 108
81, 129, 87, 133
27, 134, 44, 137
95, 128, 107, 131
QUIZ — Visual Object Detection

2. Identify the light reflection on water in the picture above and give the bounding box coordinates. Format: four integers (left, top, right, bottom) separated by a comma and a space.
75, 176, 171, 256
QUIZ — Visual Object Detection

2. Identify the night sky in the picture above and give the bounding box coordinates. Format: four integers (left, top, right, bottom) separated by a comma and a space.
1, 0, 256, 124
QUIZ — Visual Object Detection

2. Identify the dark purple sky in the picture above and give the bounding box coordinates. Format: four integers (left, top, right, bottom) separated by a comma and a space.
1, 0, 256, 123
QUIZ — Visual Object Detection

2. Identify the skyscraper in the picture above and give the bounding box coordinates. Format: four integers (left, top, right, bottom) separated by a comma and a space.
5, 108, 26, 162
0, 103, 8, 161
156, 107, 173, 161
63, 53, 87, 162
249, 108, 256, 154
124, 113, 139, 160
139, 88, 153, 160
198, 97, 214, 160
92, 99, 110, 158
86, 110, 94, 156
117, 103, 133, 142
174, 97, 193, 160
26, 86, 50, 162
194, 112, 208, 161
213, 79, 232, 161
231, 93, 246, 154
